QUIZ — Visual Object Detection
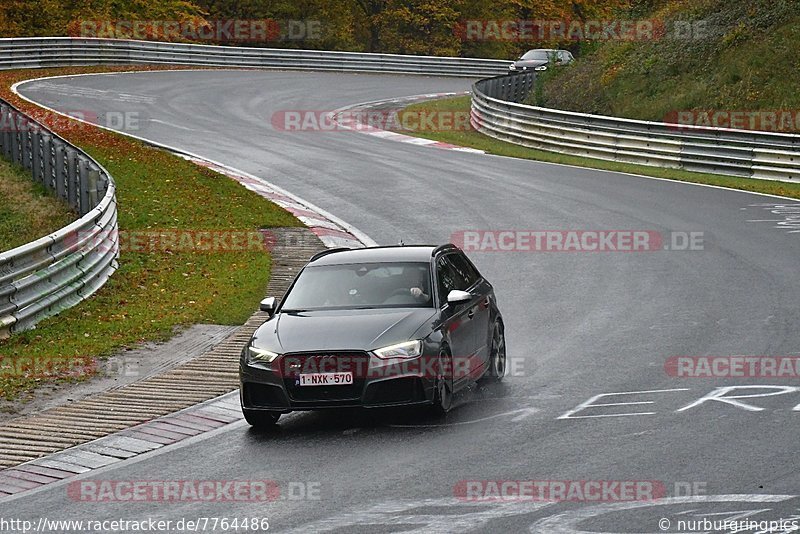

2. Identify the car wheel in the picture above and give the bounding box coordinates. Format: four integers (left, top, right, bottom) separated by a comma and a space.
242, 409, 281, 428
485, 321, 506, 382
431, 349, 453, 416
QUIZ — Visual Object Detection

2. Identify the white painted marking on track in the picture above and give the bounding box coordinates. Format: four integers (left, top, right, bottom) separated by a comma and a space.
148, 118, 213, 133
528, 494, 796, 534
677, 385, 800, 412
24, 81, 156, 104
558, 389, 690, 420
745, 203, 800, 233
281, 497, 554, 534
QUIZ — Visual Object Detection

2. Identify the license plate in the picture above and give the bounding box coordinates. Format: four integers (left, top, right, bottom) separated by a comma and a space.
299, 372, 354, 386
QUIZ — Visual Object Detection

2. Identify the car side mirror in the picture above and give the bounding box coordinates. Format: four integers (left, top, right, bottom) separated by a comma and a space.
446, 290, 472, 306
259, 297, 277, 316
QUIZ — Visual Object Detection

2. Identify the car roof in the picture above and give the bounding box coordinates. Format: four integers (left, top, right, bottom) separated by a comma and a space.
309, 245, 447, 266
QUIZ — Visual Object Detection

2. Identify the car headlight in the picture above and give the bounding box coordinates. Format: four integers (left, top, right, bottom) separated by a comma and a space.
534, 65, 547, 71
246, 345, 280, 364
374, 340, 423, 359
509, 65, 517, 70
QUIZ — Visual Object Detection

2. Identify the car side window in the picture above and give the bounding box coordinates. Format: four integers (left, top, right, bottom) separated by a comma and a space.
436, 256, 459, 305
447, 253, 479, 289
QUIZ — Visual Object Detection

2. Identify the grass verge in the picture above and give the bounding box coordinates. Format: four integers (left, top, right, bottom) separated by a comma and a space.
535, 1, 800, 124
0, 159, 74, 251
401, 96, 800, 200
0, 66, 300, 402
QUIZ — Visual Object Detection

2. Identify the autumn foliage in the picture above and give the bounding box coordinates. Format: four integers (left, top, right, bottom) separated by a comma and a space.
1, 0, 630, 58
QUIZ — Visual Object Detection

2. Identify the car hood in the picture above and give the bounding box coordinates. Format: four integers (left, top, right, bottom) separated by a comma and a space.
512, 59, 548, 68
251, 308, 438, 353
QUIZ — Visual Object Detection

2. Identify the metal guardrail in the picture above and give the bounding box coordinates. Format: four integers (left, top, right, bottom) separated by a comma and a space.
472, 72, 800, 182
0, 37, 510, 77
0, 99, 118, 337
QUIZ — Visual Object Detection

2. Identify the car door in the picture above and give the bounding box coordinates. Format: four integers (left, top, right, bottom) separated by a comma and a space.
436, 254, 480, 387
447, 252, 491, 373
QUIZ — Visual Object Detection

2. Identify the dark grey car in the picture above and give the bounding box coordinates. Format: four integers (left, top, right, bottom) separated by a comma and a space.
239, 244, 506, 427
509, 48, 574, 72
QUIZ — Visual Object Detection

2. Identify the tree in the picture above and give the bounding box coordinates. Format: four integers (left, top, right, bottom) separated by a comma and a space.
352, 0, 385, 52
377, 0, 462, 55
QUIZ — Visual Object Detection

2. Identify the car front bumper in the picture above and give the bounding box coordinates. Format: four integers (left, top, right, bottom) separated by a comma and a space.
240, 351, 438, 412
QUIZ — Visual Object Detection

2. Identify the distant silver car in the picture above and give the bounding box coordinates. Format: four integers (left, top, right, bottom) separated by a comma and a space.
509, 49, 574, 72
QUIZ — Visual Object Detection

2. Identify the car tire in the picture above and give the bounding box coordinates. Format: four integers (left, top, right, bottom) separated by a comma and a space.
431, 349, 453, 416
243, 409, 281, 428
484, 321, 506, 382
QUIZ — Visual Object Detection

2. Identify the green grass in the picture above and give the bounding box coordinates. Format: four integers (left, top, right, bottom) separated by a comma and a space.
400, 96, 800, 200
535, 0, 800, 125
0, 158, 74, 252
0, 67, 301, 401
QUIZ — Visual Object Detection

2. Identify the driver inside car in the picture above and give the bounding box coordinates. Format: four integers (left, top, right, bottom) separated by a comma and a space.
402, 266, 431, 303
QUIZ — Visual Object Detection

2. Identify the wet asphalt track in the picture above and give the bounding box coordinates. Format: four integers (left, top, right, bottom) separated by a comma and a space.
4, 70, 800, 533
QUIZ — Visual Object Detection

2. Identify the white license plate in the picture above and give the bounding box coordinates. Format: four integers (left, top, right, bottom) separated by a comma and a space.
299, 372, 354, 386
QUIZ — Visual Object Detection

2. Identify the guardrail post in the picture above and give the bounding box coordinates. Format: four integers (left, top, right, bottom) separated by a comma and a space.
0, 104, 8, 157
21, 129, 33, 171
86, 167, 100, 209
41, 133, 54, 191
65, 147, 78, 210
524, 73, 534, 102
77, 158, 88, 215
30, 129, 42, 184
53, 140, 67, 201
10, 117, 21, 165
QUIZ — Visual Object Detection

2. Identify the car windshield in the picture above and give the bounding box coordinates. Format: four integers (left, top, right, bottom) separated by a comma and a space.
520, 50, 552, 61
281, 262, 434, 311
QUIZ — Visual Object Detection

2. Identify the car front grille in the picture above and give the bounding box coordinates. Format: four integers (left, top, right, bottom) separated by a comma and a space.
279, 351, 371, 402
